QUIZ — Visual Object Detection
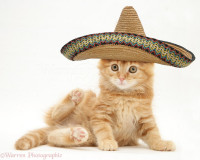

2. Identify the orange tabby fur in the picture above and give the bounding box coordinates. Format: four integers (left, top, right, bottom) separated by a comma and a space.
15, 60, 175, 151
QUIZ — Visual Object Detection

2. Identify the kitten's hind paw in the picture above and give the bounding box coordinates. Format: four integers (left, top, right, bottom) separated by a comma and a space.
70, 127, 89, 144
70, 89, 84, 105
98, 140, 118, 151
150, 140, 176, 151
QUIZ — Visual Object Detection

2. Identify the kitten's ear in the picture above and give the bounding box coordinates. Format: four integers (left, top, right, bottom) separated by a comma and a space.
140, 62, 154, 76
98, 59, 111, 69
143, 62, 154, 69
137, 62, 154, 68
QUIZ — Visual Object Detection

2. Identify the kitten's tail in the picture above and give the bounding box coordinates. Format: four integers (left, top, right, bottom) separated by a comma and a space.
15, 127, 54, 150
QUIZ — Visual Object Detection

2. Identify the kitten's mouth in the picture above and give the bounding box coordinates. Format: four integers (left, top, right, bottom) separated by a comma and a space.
113, 82, 131, 89
111, 79, 138, 90
116, 84, 130, 90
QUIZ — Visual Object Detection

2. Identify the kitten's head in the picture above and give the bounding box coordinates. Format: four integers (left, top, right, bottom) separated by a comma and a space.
98, 60, 154, 93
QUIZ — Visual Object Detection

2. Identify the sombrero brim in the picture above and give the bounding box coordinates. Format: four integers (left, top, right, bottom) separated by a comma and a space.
60, 32, 195, 68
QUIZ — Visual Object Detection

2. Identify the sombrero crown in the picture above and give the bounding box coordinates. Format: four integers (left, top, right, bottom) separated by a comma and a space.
61, 6, 195, 68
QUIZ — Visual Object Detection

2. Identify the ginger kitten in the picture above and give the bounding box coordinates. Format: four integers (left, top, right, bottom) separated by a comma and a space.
15, 60, 175, 151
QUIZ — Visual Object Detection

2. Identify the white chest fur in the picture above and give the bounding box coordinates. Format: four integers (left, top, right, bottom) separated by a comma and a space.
112, 97, 138, 141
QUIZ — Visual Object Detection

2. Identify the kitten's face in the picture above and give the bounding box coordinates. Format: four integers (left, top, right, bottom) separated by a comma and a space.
98, 60, 154, 91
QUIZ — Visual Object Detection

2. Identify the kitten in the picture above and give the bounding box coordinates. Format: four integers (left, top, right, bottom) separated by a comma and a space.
15, 60, 175, 151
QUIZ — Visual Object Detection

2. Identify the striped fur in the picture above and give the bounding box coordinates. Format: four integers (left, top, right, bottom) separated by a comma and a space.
15, 127, 53, 150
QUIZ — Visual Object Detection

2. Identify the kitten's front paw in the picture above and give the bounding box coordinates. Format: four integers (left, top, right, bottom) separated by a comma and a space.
150, 140, 176, 151
70, 89, 84, 105
98, 139, 118, 151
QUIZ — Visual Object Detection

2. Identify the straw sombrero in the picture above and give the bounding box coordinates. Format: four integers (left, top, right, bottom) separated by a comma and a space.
61, 6, 195, 68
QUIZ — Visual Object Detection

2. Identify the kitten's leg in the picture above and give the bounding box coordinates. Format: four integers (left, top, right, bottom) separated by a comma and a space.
91, 113, 118, 151
48, 127, 89, 147
138, 115, 176, 151
52, 89, 84, 120
45, 89, 84, 125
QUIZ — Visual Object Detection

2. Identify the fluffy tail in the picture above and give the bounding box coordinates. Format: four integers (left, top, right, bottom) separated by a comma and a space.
15, 127, 54, 150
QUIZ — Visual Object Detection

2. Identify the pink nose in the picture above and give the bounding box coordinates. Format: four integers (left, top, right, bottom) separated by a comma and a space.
119, 78, 125, 82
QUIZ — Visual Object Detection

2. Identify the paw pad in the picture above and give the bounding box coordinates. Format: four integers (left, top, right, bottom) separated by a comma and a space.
71, 127, 88, 144
70, 89, 84, 105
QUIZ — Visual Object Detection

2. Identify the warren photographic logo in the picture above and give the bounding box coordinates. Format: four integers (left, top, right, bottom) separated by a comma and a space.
0, 152, 62, 160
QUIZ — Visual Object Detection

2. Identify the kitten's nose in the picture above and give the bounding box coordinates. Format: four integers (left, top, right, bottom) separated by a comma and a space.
119, 78, 125, 83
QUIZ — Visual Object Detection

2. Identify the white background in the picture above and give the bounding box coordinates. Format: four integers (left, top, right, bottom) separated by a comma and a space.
0, 0, 200, 160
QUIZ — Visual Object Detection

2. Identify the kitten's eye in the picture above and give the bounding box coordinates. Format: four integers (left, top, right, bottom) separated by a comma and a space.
129, 66, 137, 73
111, 64, 119, 71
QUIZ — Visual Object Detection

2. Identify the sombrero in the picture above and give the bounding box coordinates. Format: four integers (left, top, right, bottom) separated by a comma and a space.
61, 6, 195, 68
